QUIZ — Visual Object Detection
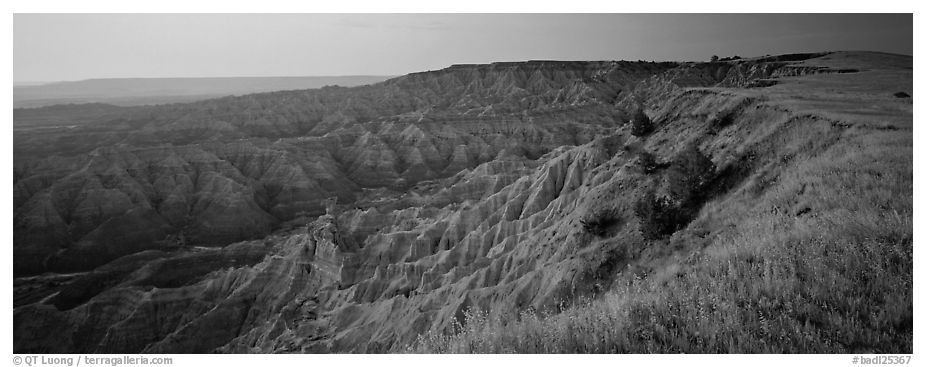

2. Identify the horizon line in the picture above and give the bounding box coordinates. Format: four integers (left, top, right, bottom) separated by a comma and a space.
14, 50, 914, 86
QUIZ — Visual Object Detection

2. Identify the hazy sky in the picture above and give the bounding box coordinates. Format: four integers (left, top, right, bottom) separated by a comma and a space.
14, 13, 913, 82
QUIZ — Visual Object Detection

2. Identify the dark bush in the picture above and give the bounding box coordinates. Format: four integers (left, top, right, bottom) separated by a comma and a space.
634, 191, 683, 240
637, 151, 660, 174
580, 208, 620, 237
666, 145, 716, 203
707, 109, 736, 132
629, 107, 654, 137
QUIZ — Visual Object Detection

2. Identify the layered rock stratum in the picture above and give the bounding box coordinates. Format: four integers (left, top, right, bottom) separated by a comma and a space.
14, 52, 912, 353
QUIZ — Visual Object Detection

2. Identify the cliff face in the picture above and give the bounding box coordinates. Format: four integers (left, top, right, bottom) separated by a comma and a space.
13, 52, 913, 353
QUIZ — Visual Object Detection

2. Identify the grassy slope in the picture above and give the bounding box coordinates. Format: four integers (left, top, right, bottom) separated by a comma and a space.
408, 52, 912, 353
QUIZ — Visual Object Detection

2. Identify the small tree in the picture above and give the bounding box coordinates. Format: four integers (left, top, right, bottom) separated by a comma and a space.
634, 190, 680, 240
666, 144, 716, 203
629, 107, 654, 137
710, 55, 719, 63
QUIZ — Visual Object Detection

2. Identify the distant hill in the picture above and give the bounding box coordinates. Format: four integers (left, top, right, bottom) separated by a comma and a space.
13, 75, 394, 108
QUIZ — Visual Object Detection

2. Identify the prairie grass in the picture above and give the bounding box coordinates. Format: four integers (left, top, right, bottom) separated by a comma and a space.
407, 129, 912, 353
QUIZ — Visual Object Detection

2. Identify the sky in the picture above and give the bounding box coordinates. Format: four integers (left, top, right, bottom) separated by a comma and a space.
13, 13, 913, 83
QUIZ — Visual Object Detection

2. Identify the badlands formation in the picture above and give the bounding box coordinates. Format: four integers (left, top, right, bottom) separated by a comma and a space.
14, 52, 912, 353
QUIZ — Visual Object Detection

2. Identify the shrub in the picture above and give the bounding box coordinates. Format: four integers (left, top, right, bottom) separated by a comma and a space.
634, 190, 683, 240
629, 107, 654, 137
707, 109, 736, 132
666, 145, 716, 203
637, 150, 660, 174
580, 208, 620, 237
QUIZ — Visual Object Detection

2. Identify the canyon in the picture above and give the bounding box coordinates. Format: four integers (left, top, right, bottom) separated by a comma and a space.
13, 51, 912, 353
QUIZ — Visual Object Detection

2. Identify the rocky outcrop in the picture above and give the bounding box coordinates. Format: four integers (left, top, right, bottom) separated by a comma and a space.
14, 112, 615, 275
15, 61, 667, 275
13, 241, 272, 353
15, 144, 280, 274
